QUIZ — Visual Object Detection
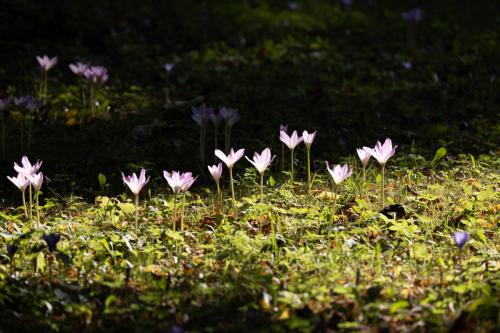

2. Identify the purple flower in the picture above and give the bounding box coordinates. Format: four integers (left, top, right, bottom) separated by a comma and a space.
280, 130, 303, 150
69, 62, 89, 76
164, 63, 174, 72
302, 130, 317, 149
208, 163, 223, 182
42, 233, 61, 253
245, 147, 276, 174
36, 55, 58, 71
288, 1, 298, 11
24, 96, 42, 112
402, 61, 412, 70
163, 171, 198, 194
215, 148, 245, 169
453, 231, 470, 249
122, 169, 150, 196
28, 172, 44, 192
191, 105, 214, 127
219, 107, 240, 127
401, 8, 423, 23
14, 156, 43, 177
0, 98, 9, 110
7, 173, 30, 192
84, 66, 109, 85
356, 148, 371, 167
364, 138, 398, 166
341, 0, 352, 7
326, 163, 352, 185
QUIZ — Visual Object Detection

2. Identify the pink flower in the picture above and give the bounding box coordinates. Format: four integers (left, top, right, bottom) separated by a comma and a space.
69, 62, 89, 75
122, 169, 150, 195
302, 130, 317, 149
164, 63, 174, 72
326, 163, 352, 185
14, 156, 42, 177
28, 172, 44, 192
245, 148, 275, 174
7, 173, 30, 192
280, 130, 303, 150
364, 138, 398, 166
208, 163, 223, 182
215, 148, 245, 169
36, 55, 58, 71
356, 148, 371, 167
163, 171, 197, 194
84, 66, 109, 85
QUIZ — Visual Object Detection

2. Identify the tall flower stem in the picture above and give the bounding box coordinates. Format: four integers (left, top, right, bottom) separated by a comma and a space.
329, 184, 339, 224
214, 125, 218, 151
200, 126, 206, 165
216, 180, 222, 208
281, 143, 285, 172
29, 185, 33, 222
381, 164, 385, 208
1, 111, 5, 159
306, 148, 311, 191
35, 191, 40, 228
22, 191, 28, 218
362, 166, 366, 199
290, 149, 295, 182
180, 194, 186, 231
134, 194, 139, 231
43, 71, 48, 101
229, 167, 236, 209
259, 172, 264, 202
172, 193, 178, 232
89, 84, 96, 118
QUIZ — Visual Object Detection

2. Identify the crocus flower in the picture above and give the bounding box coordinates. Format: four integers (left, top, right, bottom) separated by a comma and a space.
341, 0, 352, 7
288, 1, 298, 11
164, 63, 174, 72
246, 148, 276, 200
219, 107, 240, 127
208, 163, 223, 182
356, 148, 371, 168
302, 130, 317, 149
215, 148, 245, 208
280, 130, 303, 182
326, 163, 352, 185
14, 156, 42, 177
453, 231, 470, 249
364, 138, 397, 166
303, 130, 317, 191
215, 148, 245, 169
7, 173, 30, 192
36, 55, 58, 71
246, 148, 276, 174
401, 8, 423, 23
280, 130, 303, 150
84, 66, 109, 85
14, 96, 29, 107
69, 62, 89, 75
364, 138, 397, 208
6, 244, 19, 258
0, 98, 9, 110
122, 169, 149, 196
163, 171, 198, 194
42, 233, 61, 253
191, 105, 213, 127
402, 61, 412, 70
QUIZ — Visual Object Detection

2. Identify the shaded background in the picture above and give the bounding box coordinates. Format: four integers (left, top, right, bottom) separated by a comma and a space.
0, 0, 499, 198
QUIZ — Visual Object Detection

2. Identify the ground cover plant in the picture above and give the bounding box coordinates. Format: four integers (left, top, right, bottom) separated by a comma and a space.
0, 0, 499, 331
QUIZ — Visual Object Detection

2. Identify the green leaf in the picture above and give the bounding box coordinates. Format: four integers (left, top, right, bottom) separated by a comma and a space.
98, 173, 107, 190
118, 202, 136, 214
36, 252, 45, 273
431, 147, 447, 163
390, 300, 409, 314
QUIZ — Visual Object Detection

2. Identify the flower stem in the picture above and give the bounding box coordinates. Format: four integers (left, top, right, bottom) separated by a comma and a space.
362, 166, 366, 199
35, 191, 40, 228
381, 164, 385, 208
281, 143, 284, 172
306, 148, 311, 191
180, 194, 186, 231
22, 190, 28, 218
329, 184, 339, 224
260, 172, 264, 202
29, 184, 33, 222
290, 149, 294, 183
90, 84, 95, 118
216, 180, 222, 208
172, 193, 178, 232
229, 167, 236, 209
134, 194, 139, 231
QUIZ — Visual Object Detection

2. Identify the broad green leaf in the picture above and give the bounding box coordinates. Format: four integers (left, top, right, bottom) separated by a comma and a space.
431, 147, 447, 163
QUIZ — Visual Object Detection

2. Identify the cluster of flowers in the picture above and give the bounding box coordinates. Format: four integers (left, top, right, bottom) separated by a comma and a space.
0, 96, 42, 112
69, 62, 109, 85
7, 156, 44, 226
401, 7, 423, 23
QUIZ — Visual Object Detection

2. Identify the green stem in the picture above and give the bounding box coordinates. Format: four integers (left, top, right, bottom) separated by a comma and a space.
229, 167, 236, 209
329, 184, 339, 224
216, 180, 221, 208
134, 194, 139, 231
281, 143, 285, 172
29, 184, 33, 222
180, 194, 186, 231
306, 148, 311, 191
172, 193, 178, 232
290, 149, 294, 183
22, 190, 28, 218
260, 172, 264, 202
381, 164, 385, 208
90, 84, 95, 118
214, 124, 218, 151
362, 166, 366, 199
35, 191, 40, 228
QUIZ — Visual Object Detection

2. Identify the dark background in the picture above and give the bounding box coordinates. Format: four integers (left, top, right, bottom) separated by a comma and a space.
0, 0, 499, 199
